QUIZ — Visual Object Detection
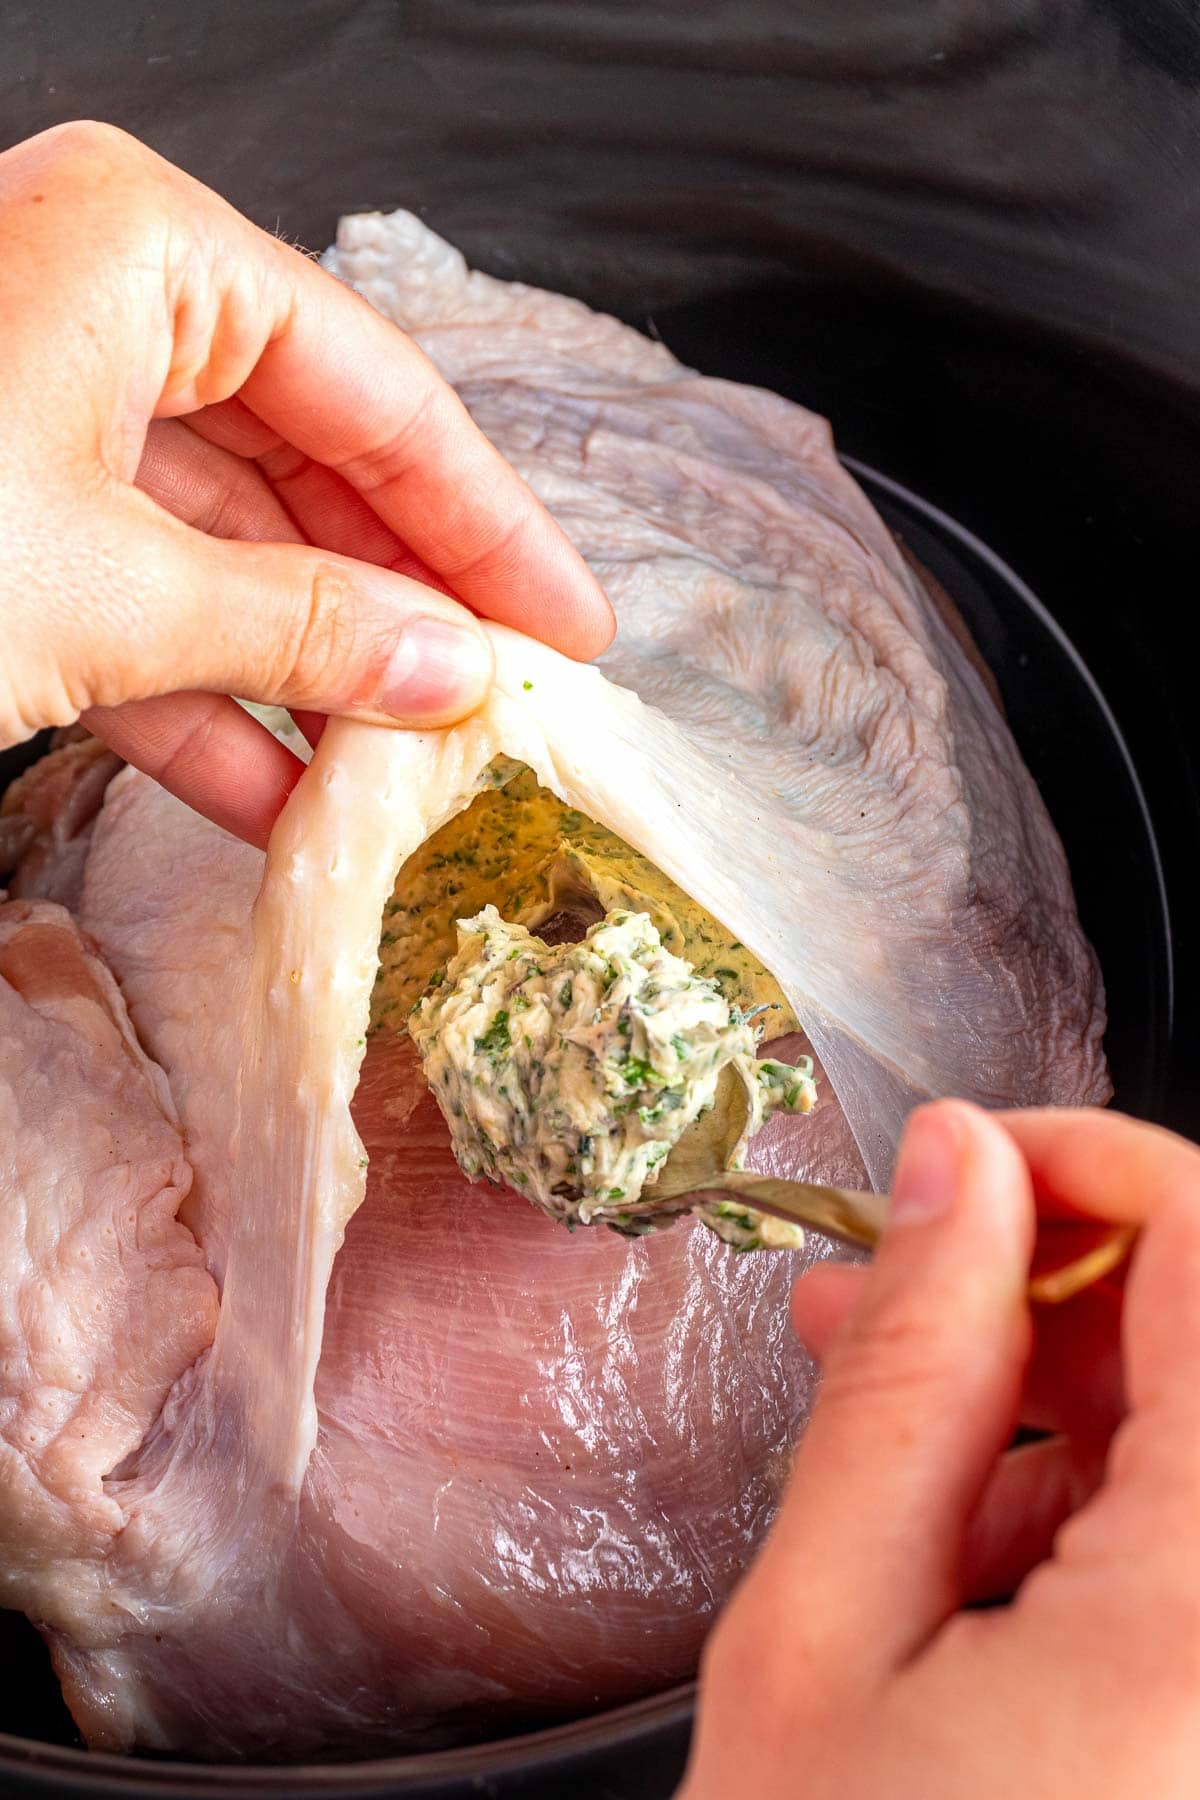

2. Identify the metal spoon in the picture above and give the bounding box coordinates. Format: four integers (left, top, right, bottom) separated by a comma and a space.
656, 1068, 1134, 1306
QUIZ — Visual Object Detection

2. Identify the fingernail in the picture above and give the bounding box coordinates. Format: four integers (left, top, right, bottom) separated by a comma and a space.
380, 616, 492, 720
889, 1106, 963, 1226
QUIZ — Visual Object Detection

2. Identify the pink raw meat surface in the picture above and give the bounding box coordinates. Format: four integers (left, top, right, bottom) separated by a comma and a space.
0, 895, 216, 1635
309, 1031, 815, 1748
38, 773, 823, 1758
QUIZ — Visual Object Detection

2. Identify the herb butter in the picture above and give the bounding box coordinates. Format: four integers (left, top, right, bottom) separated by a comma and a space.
373, 764, 796, 1037
410, 905, 816, 1247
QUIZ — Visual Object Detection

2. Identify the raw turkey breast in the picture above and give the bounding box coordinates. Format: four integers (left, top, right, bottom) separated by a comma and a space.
0, 213, 1107, 1759
324, 212, 1108, 1175
61, 769, 820, 1756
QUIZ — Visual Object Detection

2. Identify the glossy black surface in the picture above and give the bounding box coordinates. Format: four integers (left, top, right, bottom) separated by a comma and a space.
6, 1, 1200, 384
2, 2, 1198, 1794
0, 1691, 694, 1800
861, 465, 1172, 1126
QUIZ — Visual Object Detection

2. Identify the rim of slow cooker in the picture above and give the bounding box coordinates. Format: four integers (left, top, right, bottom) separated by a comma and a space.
0, 1685, 695, 1792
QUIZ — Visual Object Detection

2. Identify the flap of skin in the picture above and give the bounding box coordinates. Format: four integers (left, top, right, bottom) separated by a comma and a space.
212, 621, 1107, 1514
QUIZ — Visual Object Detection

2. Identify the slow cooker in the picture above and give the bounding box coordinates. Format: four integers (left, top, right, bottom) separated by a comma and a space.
3, 2, 1198, 1794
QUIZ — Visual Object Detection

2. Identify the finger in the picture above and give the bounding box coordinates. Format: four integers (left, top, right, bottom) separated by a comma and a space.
184, 410, 454, 596
139, 417, 432, 604
996, 1107, 1199, 1227
237, 282, 615, 660
731, 1101, 1034, 1681
1122, 1187, 1200, 1426
183, 404, 425, 575
256, 440, 453, 593
174, 262, 613, 654
28, 487, 495, 731
85, 692, 304, 848
290, 711, 327, 753
1008, 1184, 1200, 1715
789, 1262, 868, 1357
793, 1260, 1124, 1445
962, 1435, 1104, 1604
130, 423, 325, 831
974, 1112, 1200, 1627
6, 125, 613, 661
1019, 1279, 1125, 1443
1000, 1108, 1200, 1427
137, 419, 304, 544
185, 396, 282, 460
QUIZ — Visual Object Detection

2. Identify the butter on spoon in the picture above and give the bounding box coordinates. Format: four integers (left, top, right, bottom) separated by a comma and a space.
660, 1066, 1134, 1306
412, 907, 1130, 1303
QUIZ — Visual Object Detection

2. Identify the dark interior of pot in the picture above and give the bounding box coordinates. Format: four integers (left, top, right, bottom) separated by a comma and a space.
2, 3, 1198, 1795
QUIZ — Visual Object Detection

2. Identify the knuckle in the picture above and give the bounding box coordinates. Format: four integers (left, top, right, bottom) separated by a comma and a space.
443, 506, 526, 585
203, 491, 254, 542
35, 119, 143, 182
277, 562, 364, 703
150, 704, 220, 792
0, 660, 83, 745
7, 123, 168, 281
0, 690, 42, 749
334, 381, 442, 494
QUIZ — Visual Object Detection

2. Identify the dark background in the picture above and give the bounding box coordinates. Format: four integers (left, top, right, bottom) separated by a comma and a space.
1, 2, 1199, 1791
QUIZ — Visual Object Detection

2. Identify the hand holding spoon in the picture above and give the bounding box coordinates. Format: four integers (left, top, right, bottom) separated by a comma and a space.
656, 1069, 1134, 1305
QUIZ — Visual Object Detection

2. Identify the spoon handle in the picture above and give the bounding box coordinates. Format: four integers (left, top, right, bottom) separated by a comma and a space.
706, 1172, 1135, 1306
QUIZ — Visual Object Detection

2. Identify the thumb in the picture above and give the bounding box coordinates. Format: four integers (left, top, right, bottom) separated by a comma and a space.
723, 1102, 1035, 1690
8, 487, 494, 741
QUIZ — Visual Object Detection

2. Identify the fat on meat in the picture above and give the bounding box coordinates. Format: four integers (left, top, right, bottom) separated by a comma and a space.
0, 214, 1108, 1759
0, 737, 123, 911
0, 896, 216, 1632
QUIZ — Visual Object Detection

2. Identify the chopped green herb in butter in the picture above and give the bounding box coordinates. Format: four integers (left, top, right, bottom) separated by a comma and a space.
409, 905, 816, 1248
371, 762, 797, 1035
